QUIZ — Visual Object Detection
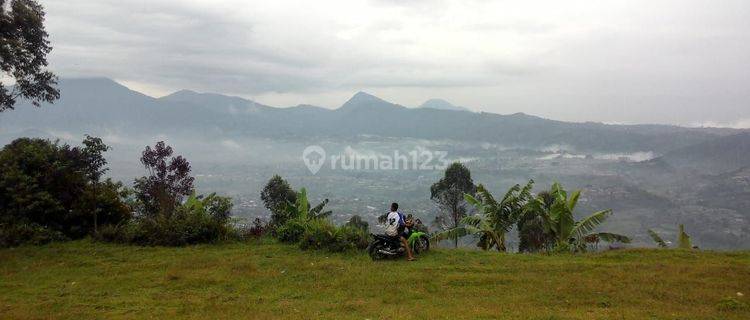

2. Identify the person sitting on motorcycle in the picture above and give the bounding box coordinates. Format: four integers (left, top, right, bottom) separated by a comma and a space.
385, 202, 415, 261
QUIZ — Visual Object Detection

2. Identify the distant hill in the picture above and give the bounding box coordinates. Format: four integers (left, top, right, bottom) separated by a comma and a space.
1, 78, 742, 153
655, 132, 750, 173
418, 99, 470, 112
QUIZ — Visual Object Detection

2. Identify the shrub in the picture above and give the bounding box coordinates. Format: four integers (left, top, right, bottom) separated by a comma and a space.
332, 225, 369, 251
299, 219, 338, 251
248, 218, 267, 238
277, 219, 306, 243
0, 223, 67, 247
96, 193, 236, 246
294, 219, 369, 252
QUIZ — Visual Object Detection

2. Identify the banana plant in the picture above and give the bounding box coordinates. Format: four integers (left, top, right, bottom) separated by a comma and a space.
432, 214, 504, 251
432, 181, 534, 252
533, 182, 630, 252
647, 224, 692, 249
283, 187, 331, 221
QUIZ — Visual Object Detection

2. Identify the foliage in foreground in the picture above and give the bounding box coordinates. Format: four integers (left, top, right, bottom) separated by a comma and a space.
433, 181, 631, 253
97, 192, 236, 246
0, 137, 130, 247
98, 142, 235, 246
274, 186, 368, 252
0, 0, 59, 112
648, 224, 695, 249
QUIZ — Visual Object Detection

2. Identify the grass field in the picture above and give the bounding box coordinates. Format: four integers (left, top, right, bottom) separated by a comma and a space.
1, 240, 749, 319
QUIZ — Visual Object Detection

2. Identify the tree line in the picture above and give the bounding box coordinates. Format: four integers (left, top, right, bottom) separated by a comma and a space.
0, 138, 235, 247
429, 162, 630, 253
2, 135, 691, 253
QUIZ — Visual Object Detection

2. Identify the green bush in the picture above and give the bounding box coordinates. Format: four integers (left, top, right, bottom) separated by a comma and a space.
277, 219, 306, 243
290, 219, 370, 252
96, 193, 236, 246
332, 225, 369, 251
299, 219, 338, 251
0, 223, 68, 247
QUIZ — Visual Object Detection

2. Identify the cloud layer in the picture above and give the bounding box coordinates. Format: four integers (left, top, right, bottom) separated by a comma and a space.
45, 0, 750, 126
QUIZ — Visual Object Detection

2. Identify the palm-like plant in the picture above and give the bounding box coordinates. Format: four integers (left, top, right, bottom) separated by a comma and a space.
531, 182, 630, 252
518, 191, 556, 253
431, 214, 501, 251
432, 181, 534, 252
647, 224, 692, 249
283, 188, 331, 221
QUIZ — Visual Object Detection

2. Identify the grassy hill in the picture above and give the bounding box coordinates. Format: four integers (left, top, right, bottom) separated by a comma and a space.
1, 240, 749, 319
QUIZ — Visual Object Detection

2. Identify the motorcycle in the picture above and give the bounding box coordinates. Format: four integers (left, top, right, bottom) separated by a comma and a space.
367, 230, 430, 260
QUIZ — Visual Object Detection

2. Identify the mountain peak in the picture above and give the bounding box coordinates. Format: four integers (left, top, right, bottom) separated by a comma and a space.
348, 91, 384, 103
338, 91, 405, 112
418, 98, 469, 111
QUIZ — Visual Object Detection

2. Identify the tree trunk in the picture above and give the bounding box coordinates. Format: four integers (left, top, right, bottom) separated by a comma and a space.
92, 182, 98, 234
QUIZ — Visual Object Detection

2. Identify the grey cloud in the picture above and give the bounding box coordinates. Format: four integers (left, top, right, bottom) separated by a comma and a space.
41, 0, 750, 125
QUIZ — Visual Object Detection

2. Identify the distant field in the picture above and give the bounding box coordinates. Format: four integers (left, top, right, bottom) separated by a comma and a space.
1, 240, 749, 319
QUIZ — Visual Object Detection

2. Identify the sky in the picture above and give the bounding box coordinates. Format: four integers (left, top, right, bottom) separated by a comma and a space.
44, 0, 750, 127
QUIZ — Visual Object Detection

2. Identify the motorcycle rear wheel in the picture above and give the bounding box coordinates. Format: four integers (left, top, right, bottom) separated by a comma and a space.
367, 242, 387, 260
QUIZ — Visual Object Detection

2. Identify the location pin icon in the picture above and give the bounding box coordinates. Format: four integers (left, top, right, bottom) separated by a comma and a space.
302, 145, 326, 175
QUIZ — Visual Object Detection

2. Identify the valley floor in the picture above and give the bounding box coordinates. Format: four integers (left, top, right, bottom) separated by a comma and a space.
1, 240, 749, 319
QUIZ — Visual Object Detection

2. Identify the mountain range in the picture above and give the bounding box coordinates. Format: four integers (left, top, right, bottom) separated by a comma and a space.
1, 78, 746, 156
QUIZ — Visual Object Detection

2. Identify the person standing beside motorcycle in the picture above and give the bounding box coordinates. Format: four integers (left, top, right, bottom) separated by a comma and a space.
385, 203, 415, 261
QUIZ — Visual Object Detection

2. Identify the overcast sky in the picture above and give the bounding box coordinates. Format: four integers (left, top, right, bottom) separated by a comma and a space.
45, 0, 750, 126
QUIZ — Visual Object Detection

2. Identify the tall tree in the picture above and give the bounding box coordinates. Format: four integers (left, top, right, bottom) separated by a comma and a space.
260, 174, 297, 228
133, 141, 194, 218
0, 0, 59, 111
80, 135, 109, 233
430, 162, 476, 248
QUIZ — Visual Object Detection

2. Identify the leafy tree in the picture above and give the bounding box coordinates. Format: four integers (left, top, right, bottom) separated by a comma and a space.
0, 137, 129, 246
433, 181, 534, 252
528, 182, 630, 252
133, 141, 194, 218
0, 0, 59, 111
260, 175, 297, 228
430, 162, 476, 248
344, 215, 369, 231
81, 135, 109, 233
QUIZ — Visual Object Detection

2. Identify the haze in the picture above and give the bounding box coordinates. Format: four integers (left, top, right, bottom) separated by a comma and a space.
46, 0, 750, 126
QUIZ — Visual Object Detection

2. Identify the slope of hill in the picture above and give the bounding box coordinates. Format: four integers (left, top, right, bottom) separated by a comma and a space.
1, 240, 748, 319
1, 77, 741, 153
656, 132, 750, 174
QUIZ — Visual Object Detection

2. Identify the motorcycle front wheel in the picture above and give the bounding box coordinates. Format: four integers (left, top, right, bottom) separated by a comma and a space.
413, 236, 430, 254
